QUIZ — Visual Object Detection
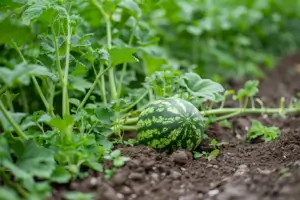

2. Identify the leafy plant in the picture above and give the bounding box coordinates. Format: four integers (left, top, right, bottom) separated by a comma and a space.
247, 120, 280, 142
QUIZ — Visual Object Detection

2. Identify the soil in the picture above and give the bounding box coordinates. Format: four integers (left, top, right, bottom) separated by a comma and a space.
48, 53, 300, 200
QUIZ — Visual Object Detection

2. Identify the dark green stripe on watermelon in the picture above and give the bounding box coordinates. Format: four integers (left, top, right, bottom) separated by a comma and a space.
136, 97, 205, 152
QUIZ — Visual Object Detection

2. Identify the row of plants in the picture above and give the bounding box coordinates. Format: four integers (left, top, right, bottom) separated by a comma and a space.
1, 0, 300, 199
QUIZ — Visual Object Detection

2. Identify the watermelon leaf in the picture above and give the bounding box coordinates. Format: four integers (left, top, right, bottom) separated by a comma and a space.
180, 72, 224, 101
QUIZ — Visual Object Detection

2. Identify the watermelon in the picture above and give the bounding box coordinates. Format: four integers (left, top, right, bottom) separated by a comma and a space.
136, 97, 205, 152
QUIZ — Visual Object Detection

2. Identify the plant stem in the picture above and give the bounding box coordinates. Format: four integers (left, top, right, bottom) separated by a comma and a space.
91, 0, 117, 101
92, 62, 106, 104
121, 107, 300, 126
78, 64, 115, 109
20, 88, 29, 113
117, 20, 138, 98
51, 27, 65, 94
100, 64, 107, 104
0, 169, 29, 198
62, 10, 72, 117
0, 85, 7, 95
121, 90, 148, 113
0, 100, 27, 139
118, 125, 137, 131
12, 41, 50, 113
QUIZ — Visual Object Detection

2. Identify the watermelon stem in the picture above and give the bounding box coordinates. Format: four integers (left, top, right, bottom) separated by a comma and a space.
120, 107, 300, 127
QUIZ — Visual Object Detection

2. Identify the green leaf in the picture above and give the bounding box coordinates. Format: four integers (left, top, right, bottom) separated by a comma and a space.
108, 47, 139, 66
95, 105, 114, 124
22, 2, 47, 25
0, 63, 52, 87
47, 115, 74, 134
208, 149, 220, 161
83, 160, 103, 172
71, 61, 88, 76
0, 187, 20, 200
142, 53, 168, 76
0, 91, 19, 108
180, 72, 224, 101
244, 80, 259, 97
13, 139, 56, 179
69, 76, 93, 93
247, 120, 280, 142
64, 192, 95, 200
119, 0, 142, 19
2, 160, 33, 181
113, 156, 130, 167
0, 135, 12, 161
0, 17, 32, 45
50, 166, 72, 183
0, 112, 27, 132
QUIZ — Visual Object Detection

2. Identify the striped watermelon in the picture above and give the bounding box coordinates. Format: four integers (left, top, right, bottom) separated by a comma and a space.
136, 97, 205, 152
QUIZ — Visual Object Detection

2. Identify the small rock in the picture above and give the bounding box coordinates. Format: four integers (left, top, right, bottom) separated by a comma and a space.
70, 182, 79, 190
179, 193, 198, 200
112, 172, 128, 185
170, 170, 181, 179
102, 185, 119, 200
171, 151, 189, 165
156, 164, 169, 172
234, 164, 249, 176
132, 184, 146, 195
120, 186, 132, 195
116, 193, 124, 199
89, 177, 98, 187
143, 160, 156, 170
129, 172, 144, 181
127, 159, 141, 168
151, 173, 159, 181
208, 189, 219, 196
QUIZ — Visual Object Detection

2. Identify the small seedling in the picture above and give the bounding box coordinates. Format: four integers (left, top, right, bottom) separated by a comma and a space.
247, 120, 280, 142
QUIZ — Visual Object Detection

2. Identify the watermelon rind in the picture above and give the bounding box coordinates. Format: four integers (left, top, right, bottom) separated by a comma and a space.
136, 97, 205, 152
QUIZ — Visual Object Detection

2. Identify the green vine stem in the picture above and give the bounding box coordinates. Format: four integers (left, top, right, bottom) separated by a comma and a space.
0, 100, 28, 139
91, 0, 118, 101
78, 64, 116, 109
120, 106, 300, 127
100, 64, 107, 104
62, 9, 72, 117
11, 41, 51, 115
117, 20, 139, 98
91, 61, 107, 104
51, 27, 65, 97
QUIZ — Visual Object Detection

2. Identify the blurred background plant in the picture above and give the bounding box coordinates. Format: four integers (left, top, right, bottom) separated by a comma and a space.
1, 0, 300, 114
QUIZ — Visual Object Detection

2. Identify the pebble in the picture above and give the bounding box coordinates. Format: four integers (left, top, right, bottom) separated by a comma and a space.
102, 185, 120, 200
171, 151, 189, 165
144, 160, 156, 170
89, 177, 98, 187
112, 172, 128, 185
234, 164, 249, 176
127, 159, 141, 168
120, 186, 132, 195
116, 193, 124, 199
208, 189, 219, 196
151, 173, 159, 181
170, 170, 181, 179
179, 193, 198, 200
129, 172, 144, 181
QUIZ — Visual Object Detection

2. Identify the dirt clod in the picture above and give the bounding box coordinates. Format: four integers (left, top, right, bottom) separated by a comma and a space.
170, 150, 189, 165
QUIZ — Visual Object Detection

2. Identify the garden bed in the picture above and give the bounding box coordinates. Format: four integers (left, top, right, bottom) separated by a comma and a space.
48, 53, 300, 200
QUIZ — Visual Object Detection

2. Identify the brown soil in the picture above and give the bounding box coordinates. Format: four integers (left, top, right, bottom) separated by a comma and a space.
49, 53, 300, 200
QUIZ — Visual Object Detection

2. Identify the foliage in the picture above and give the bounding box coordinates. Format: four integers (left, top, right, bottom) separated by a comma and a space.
247, 120, 280, 142
0, 0, 300, 199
